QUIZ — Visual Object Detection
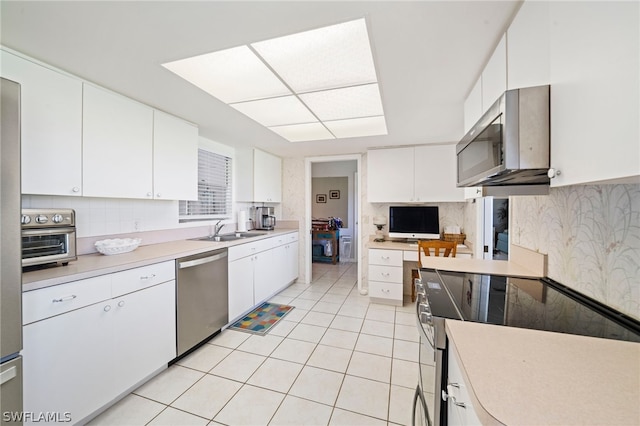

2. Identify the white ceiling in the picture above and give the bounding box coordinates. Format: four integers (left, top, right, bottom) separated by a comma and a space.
0, 1, 521, 158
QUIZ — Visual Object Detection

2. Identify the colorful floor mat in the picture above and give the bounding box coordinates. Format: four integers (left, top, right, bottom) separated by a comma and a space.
229, 302, 294, 336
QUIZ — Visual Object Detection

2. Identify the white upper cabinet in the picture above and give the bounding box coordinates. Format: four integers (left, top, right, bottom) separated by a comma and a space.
548, 1, 639, 186
367, 145, 464, 203
236, 148, 282, 202
83, 84, 154, 199
367, 147, 414, 202
0, 50, 83, 196
463, 77, 483, 134
507, 1, 550, 90
481, 34, 507, 110
414, 145, 465, 202
152, 110, 198, 201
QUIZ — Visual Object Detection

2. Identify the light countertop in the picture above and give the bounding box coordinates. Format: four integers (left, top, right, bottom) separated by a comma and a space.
367, 238, 474, 256
417, 257, 542, 277
446, 320, 640, 425
23, 229, 298, 292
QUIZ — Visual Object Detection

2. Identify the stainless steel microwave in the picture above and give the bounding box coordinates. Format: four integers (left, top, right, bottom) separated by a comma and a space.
456, 85, 550, 187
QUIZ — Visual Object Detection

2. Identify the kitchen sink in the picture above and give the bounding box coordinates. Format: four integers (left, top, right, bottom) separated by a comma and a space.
192, 231, 267, 242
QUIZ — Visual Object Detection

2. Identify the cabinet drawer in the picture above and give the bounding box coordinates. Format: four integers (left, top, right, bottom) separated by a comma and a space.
369, 281, 403, 301
403, 250, 419, 262
228, 238, 274, 261
368, 264, 403, 284
369, 249, 403, 266
23, 275, 111, 325
111, 261, 175, 297
271, 232, 297, 247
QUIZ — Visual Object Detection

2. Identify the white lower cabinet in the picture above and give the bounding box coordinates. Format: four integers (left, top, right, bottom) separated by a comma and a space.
447, 340, 482, 426
228, 232, 299, 323
23, 299, 113, 425
368, 248, 404, 306
111, 281, 176, 394
22, 262, 176, 425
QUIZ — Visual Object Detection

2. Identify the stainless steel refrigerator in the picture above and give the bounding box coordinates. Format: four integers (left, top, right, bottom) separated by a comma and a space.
1, 77, 23, 424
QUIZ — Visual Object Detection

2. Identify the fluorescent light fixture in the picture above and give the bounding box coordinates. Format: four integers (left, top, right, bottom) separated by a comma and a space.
251, 18, 378, 93
230, 96, 317, 127
299, 83, 384, 121
162, 45, 290, 103
162, 18, 387, 142
324, 116, 388, 139
268, 122, 335, 142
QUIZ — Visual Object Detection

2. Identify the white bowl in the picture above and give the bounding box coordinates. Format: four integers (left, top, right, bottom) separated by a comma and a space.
95, 238, 142, 255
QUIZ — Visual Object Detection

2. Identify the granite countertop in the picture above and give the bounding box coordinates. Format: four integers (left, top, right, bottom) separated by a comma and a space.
23, 229, 298, 292
446, 320, 640, 425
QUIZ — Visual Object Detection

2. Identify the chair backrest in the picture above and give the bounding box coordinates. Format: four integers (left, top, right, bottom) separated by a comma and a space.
417, 240, 457, 267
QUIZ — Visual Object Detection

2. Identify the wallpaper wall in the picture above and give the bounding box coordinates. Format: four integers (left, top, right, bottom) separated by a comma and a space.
510, 184, 640, 320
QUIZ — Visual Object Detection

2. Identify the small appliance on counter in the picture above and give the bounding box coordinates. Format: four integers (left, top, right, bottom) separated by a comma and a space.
254, 206, 276, 230
21, 208, 77, 268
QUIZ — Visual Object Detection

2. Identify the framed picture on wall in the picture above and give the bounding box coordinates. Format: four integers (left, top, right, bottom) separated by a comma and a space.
316, 194, 327, 203
329, 190, 340, 199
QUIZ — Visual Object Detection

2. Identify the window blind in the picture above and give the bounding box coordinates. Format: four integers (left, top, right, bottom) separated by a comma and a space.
179, 148, 232, 221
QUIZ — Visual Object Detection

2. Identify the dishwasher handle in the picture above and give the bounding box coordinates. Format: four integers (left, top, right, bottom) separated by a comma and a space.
178, 251, 228, 269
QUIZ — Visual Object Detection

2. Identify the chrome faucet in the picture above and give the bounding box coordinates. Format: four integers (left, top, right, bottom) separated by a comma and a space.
213, 220, 224, 237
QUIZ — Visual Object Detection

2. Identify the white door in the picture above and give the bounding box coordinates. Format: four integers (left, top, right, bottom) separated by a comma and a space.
482, 197, 495, 260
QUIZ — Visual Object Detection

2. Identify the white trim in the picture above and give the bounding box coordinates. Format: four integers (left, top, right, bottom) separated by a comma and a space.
304, 154, 365, 294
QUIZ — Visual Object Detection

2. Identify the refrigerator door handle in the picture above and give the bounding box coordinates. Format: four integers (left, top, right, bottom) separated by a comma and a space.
0, 365, 17, 385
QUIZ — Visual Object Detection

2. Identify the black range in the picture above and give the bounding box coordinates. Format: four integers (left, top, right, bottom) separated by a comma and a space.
419, 269, 640, 342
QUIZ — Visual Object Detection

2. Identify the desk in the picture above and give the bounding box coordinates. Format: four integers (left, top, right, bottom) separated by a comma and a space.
312, 229, 339, 264
366, 239, 473, 306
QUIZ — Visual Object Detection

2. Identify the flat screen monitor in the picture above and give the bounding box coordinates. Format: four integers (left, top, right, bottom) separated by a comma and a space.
388, 206, 440, 240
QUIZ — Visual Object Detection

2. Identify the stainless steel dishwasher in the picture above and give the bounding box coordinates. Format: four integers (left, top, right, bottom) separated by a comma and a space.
175, 248, 228, 358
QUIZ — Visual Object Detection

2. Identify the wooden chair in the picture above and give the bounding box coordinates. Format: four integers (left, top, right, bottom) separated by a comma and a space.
412, 240, 457, 302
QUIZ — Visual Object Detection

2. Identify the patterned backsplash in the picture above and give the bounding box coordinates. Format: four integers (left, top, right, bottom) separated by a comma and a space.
510, 184, 640, 320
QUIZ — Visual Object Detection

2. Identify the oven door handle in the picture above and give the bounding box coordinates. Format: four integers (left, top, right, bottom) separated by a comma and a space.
21, 227, 76, 237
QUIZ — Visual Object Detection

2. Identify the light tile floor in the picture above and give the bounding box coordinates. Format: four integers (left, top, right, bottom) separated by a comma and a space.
89, 262, 419, 426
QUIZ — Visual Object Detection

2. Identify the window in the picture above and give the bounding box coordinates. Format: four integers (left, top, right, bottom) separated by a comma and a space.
179, 148, 232, 221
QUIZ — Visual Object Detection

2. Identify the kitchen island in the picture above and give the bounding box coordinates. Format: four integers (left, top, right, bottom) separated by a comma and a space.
446, 320, 640, 425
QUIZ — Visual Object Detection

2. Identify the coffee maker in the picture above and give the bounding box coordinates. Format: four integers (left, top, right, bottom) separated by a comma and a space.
254, 206, 276, 230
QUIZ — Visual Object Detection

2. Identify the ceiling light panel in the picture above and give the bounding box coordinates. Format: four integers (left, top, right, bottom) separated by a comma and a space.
251, 18, 378, 93
230, 96, 318, 127
324, 116, 388, 139
268, 122, 335, 142
299, 83, 384, 121
162, 45, 290, 104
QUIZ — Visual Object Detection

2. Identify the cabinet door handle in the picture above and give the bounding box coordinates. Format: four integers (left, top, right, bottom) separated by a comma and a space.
156, 193, 162, 198
72, 187, 80, 193
117, 300, 125, 307
52, 295, 77, 303
103, 305, 112, 312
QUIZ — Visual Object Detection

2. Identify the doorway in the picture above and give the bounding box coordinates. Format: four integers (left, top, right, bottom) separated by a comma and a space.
477, 196, 509, 260
304, 155, 363, 294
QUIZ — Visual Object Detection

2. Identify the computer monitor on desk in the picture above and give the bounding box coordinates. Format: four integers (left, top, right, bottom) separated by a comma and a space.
388, 206, 440, 240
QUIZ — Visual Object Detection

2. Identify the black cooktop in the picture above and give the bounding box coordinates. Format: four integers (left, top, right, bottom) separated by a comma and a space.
419, 269, 640, 343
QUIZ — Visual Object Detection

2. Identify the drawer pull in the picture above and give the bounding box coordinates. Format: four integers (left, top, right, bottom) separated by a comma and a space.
381, 272, 390, 277
381, 288, 390, 293
381, 256, 390, 260
52, 295, 77, 303
140, 274, 156, 280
